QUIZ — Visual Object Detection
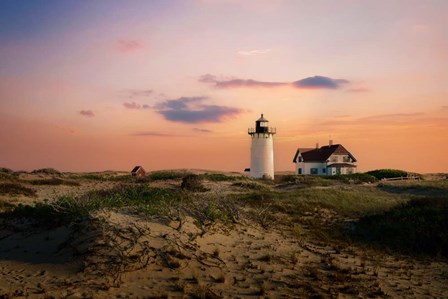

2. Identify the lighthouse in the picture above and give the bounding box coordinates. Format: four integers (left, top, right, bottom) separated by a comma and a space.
248, 114, 276, 179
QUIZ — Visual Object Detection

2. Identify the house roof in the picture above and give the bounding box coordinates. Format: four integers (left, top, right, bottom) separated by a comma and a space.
292, 144, 357, 163
131, 166, 144, 173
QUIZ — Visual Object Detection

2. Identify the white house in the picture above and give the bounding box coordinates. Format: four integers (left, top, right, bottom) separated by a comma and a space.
292, 142, 357, 175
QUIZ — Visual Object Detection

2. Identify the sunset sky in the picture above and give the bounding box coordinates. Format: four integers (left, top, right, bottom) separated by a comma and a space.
1, 0, 447, 173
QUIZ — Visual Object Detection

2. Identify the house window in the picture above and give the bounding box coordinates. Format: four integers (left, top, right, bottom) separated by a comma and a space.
310, 168, 318, 175
298, 168, 302, 175
298, 157, 303, 162
343, 156, 351, 162
322, 168, 326, 174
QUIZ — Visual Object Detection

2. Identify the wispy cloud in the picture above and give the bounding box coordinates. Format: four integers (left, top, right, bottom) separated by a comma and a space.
199, 74, 286, 88
132, 131, 183, 137
123, 89, 153, 98
199, 74, 349, 90
237, 49, 271, 56
117, 40, 143, 54
319, 112, 427, 127
154, 96, 243, 124
79, 110, 95, 117
123, 101, 151, 110
193, 128, 212, 133
123, 102, 141, 109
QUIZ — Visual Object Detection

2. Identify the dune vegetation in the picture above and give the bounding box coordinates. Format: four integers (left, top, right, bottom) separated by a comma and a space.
0, 168, 447, 298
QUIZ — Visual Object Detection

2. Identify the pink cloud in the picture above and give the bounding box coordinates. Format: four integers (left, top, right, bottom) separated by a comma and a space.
117, 40, 143, 54
123, 102, 151, 109
79, 110, 95, 117
123, 102, 141, 109
199, 74, 349, 89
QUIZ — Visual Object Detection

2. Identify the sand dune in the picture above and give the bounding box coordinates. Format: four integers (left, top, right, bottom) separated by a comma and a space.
0, 171, 447, 298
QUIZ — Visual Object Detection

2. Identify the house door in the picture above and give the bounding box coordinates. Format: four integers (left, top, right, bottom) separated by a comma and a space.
336, 167, 341, 175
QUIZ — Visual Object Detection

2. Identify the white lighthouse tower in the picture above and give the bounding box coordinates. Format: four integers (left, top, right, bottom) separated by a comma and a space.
248, 114, 276, 179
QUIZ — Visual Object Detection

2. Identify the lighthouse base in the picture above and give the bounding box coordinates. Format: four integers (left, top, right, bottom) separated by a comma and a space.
249, 134, 274, 180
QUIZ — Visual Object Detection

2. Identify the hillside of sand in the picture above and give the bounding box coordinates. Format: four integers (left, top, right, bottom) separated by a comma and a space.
0, 169, 447, 298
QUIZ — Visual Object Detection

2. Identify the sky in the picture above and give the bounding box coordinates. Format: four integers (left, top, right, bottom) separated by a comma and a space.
0, 0, 447, 173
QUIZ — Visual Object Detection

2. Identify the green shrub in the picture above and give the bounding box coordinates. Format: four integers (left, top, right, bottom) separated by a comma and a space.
353, 197, 448, 257
365, 169, 409, 180
0, 183, 36, 196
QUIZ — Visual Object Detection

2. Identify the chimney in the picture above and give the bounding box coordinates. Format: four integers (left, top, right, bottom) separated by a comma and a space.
315, 142, 319, 149
329, 139, 333, 146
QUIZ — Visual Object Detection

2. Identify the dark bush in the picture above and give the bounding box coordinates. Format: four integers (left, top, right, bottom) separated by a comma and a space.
353, 197, 448, 257
181, 174, 208, 192
365, 169, 409, 180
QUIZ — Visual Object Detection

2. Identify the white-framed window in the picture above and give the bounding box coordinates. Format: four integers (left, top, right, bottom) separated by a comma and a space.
310, 168, 318, 175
